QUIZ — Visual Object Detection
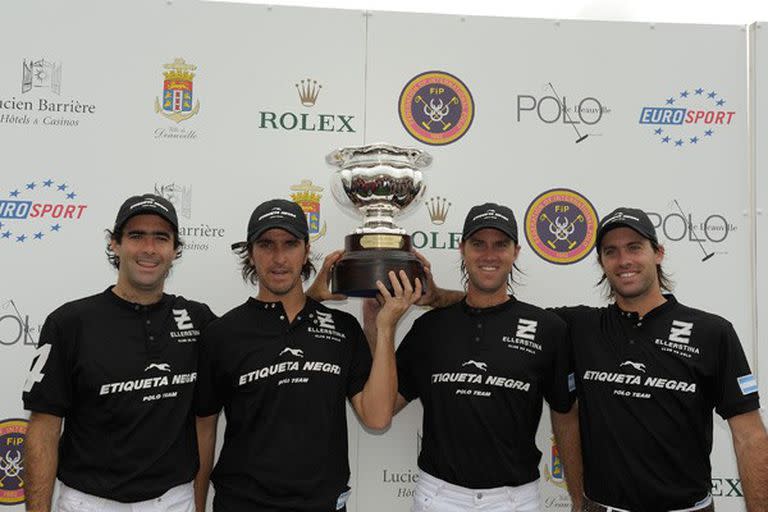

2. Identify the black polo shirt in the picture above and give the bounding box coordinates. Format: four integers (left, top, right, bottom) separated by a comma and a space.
195, 297, 372, 512
554, 296, 760, 512
397, 297, 574, 489
22, 288, 216, 502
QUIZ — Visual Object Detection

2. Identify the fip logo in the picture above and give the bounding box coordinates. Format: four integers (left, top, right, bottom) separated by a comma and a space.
639, 86, 735, 148
0, 179, 87, 245
0, 418, 28, 505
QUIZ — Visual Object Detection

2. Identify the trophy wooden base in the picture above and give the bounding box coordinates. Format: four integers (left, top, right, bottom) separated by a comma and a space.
331, 233, 426, 297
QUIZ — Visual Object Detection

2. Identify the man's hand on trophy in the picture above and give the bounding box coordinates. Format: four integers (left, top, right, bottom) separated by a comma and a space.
306, 249, 347, 302
374, 270, 422, 330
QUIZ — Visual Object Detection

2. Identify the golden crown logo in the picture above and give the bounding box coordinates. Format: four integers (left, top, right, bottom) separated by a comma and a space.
425, 196, 451, 225
295, 78, 322, 107
290, 179, 326, 241
163, 58, 196, 81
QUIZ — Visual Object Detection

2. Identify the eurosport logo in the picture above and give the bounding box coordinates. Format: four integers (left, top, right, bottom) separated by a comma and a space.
0, 179, 87, 245
0, 418, 27, 505
639, 87, 735, 148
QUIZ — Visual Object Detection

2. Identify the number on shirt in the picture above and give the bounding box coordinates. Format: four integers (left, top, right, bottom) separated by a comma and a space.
23, 344, 52, 392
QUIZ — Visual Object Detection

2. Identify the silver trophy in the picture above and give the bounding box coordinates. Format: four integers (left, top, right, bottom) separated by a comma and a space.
327, 143, 431, 297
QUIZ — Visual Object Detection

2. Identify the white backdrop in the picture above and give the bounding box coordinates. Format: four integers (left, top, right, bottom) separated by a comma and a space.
0, 1, 761, 510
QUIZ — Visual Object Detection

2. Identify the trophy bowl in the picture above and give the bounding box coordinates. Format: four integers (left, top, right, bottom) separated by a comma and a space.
327, 143, 432, 297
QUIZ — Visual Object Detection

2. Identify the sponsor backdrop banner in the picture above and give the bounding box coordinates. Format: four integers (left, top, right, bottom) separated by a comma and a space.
363, 12, 751, 512
0, 1, 757, 510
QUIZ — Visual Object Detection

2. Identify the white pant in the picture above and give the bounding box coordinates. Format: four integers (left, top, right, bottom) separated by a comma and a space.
412, 471, 540, 512
56, 481, 194, 512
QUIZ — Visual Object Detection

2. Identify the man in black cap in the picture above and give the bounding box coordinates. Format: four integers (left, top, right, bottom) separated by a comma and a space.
23, 193, 216, 512
194, 198, 422, 511
364, 202, 583, 512
554, 207, 768, 512
423, 206, 768, 511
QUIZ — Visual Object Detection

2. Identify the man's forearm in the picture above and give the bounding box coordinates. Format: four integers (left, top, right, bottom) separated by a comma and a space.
428, 287, 465, 309
732, 412, 768, 511
358, 323, 397, 430
24, 412, 62, 512
194, 415, 218, 512
551, 404, 584, 509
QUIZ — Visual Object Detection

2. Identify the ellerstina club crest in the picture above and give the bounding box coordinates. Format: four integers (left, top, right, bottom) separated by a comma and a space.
154, 58, 200, 123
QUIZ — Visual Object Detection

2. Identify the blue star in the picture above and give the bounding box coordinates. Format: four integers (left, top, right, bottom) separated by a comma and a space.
43, 179, 54, 187
666, 97, 675, 105
654, 128, 663, 135
16, 234, 26, 243
34, 232, 44, 240
1, 231, 10, 239
695, 88, 704, 95
9, 190, 20, 197
26, 182, 36, 190
705, 129, 714, 136
66, 192, 76, 199
707, 91, 717, 99
57, 183, 68, 191
680, 91, 689, 98
690, 137, 699, 144
662, 136, 671, 143
675, 139, 684, 146
716, 99, 725, 106
51, 224, 61, 232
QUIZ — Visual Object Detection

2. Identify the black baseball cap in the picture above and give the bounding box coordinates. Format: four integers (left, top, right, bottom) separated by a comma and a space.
462, 203, 518, 242
231, 199, 309, 250
596, 207, 658, 249
114, 194, 178, 233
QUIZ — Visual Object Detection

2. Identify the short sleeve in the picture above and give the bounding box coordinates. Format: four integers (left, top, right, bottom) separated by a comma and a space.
22, 314, 73, 417
714, 321, 760, 419
194, 326, 227, 417
396, 319, 424, 402
541, 316, 576, 413
346, 318, 372, 400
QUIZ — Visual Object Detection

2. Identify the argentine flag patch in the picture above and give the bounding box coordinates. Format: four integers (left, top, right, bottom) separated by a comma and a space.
568, 373, 576, 392
737, 374, 758, 396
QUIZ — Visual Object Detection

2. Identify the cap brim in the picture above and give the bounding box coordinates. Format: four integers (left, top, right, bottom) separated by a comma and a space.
462, 223, 518, 242
250, 224, 305, 242
116, 209, 178, 232
596, 222, 656, 248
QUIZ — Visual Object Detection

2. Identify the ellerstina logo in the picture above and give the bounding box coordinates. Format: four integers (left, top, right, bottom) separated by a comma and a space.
258, 77, 356, 133
0, 179, 87, 246
639, 86, 735, 148
0, 58, 97, 127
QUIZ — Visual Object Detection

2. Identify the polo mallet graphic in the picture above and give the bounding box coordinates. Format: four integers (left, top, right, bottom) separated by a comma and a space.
671, 199, 715, 262
547, 82, 588, 143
